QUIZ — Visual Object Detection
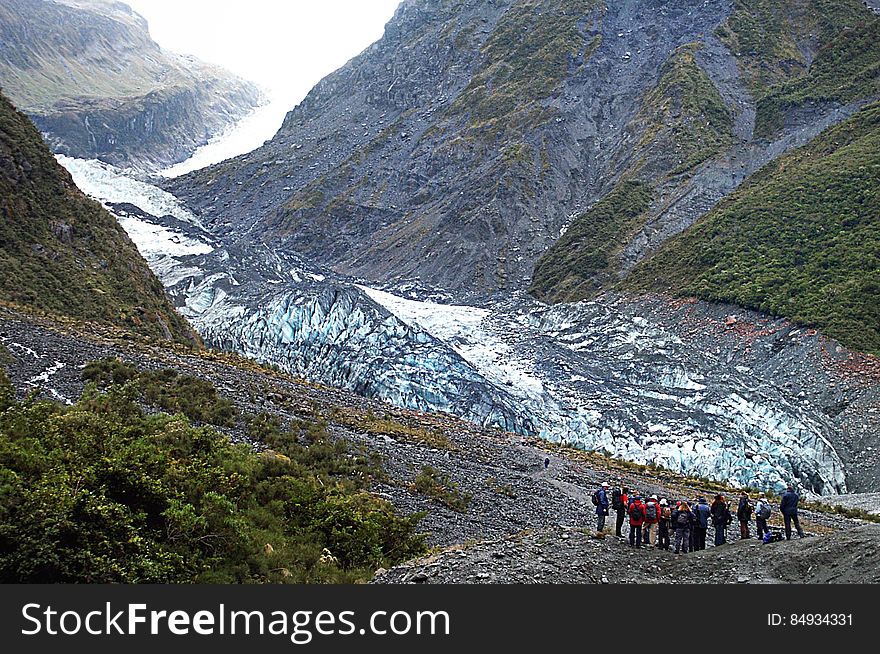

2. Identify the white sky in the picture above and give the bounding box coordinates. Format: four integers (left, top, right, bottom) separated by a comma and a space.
124, 0, 402, 105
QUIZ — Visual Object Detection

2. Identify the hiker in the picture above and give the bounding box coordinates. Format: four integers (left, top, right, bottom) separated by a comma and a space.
737, 491, 753, 540
594, 482, 610, 532
628, 494, 646, 548
711, 494, 731, 546
643, 495, 660, 546
755, 493, 772, 539
672, 501, 693, 554
614, 486, 629, 537
780, 485, 805, 539
692, 497, 711, 550
657, 498, 672, 550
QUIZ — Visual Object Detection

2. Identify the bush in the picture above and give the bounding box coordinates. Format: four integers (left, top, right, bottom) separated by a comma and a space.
413, 466, 471, 513
83, 359, 238, 427
0, 364, 427, 583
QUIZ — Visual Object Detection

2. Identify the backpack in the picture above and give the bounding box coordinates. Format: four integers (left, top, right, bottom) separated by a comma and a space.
645, 502, 658, 521
611, 488, 622, 510
763, 530, 783, 544
757, 502, 771, 520
591, 490, 600, 506
676, 511, 690, 527
630, 503, 644, 522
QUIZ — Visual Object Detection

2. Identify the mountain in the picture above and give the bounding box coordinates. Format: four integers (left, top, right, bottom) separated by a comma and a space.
168, 0, 879, 344
0, 90, 196, 343
626, 102, 880, 355
0, 0, 263, 172
531, 1, 880, 354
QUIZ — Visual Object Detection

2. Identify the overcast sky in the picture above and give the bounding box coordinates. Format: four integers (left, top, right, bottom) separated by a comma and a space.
125, 0, 402, 104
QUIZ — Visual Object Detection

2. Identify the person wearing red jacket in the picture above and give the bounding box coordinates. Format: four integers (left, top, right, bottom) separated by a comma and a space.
628, 495, 646, 548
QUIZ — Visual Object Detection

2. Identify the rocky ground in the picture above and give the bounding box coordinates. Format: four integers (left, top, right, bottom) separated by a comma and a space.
2, 306, 878, 584
819, 493, 880, 516
374, 523, 880, 585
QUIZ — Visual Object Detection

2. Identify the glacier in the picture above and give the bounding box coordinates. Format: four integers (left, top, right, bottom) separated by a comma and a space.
56, 144, 853, 496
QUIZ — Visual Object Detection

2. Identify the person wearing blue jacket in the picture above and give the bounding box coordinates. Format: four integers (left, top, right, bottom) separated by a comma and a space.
780, 485, 805, 539
595, 482, 610, 532
692, 497, 711, 550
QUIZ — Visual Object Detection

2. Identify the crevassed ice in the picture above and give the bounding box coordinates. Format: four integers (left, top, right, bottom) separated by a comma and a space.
57, 155, 203, 227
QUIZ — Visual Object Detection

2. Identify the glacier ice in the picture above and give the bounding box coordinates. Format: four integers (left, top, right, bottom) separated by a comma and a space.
55, 155, 851, 496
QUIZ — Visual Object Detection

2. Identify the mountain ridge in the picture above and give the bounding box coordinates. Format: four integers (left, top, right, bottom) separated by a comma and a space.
0, 0, 263, 172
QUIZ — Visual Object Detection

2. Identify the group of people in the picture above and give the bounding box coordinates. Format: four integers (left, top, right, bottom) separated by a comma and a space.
592, 482, 806, 554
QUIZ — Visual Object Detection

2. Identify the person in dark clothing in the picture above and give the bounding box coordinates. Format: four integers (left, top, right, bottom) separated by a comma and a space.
672, 502, 693, 554
755, 493, 772, 539
628, 495, 646, 548
657, 499, 672, 550
737, 492, 753, 540
595, 482, 610, 532
692, 497, 711, 550
780, 485, 805, 539
615, 486, 629, 537
711, 494, 731, 546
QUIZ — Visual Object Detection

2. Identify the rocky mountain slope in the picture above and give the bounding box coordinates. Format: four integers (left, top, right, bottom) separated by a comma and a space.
0, 91, 196, 343
0, 0, 263, 172
167, 0, 879, 351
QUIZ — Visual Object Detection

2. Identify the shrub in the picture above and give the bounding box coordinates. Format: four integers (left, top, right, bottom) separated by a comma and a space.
413, 466, 471, 513
0, 376, 427, 583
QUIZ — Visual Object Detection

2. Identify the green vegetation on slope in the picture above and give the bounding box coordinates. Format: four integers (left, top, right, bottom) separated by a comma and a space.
413, 465, 471, 513
530, 181, 653, 303
530, 42, 734, 305
0, 92, 194, 343
82, 358, 238, 427
755, 17, 880, 137
626, 102, 880, 355
628, 43, 734, 178
717, 0, 868, 92
0, 363, 426, 583
716, 0, 878, 137
448, 0, 599, 143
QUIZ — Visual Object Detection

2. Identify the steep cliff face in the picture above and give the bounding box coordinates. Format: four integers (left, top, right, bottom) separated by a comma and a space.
0, 91, 197, 343
0, 0, 263, 172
